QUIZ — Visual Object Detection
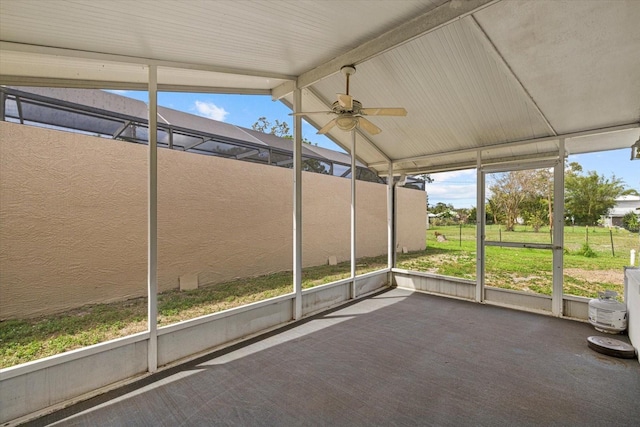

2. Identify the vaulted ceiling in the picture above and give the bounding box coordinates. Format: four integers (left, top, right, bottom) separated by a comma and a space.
1, 0, 639, 175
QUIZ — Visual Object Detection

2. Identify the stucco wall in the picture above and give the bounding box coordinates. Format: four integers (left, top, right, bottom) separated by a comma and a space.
0, 122, 425, 318
397, 186, 427, 251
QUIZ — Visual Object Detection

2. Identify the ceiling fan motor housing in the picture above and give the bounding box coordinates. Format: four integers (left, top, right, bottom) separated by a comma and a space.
341, 65, 356, 76
332, 99, 362, 114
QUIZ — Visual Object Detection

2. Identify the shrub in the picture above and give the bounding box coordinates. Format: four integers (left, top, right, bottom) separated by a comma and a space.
622, 211, 639, 233
576, 243, 597, 258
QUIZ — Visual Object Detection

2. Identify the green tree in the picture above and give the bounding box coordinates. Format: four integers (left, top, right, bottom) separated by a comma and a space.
521, 195, 547, 232
416, 174, 434, 184
253, 117, 315, 144
253, 117, 329, 174
485, 197, 502, 225
622, 211, 639, 232
489, 170, 539, 231
252, 116, 290, 137
302, 158, 329, 174
430, 202, 455, 218
468, 206, 477, 224
456, 208, 471, 224
489, 169, 556, 232
565, 162, 626, 226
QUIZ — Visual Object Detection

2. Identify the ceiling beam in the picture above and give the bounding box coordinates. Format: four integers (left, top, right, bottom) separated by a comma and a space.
385, 152, 561, 176
0, 41, 296, 81
368, 122, 640, 168
272, 0, 498, 97
0, 75, 273, 95
271, 81, 296, 101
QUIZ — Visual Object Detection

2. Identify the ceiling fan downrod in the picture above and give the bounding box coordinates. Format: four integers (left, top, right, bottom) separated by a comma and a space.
341, 65, 356, 96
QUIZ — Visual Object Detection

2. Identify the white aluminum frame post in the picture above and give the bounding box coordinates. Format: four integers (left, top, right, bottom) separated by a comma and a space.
147, 65, 158, 373
387, 161, 394, 270
551, 139, 565, 316
293, 87, 303, 319
476, 152, 485, 302
350, 130, 357, 299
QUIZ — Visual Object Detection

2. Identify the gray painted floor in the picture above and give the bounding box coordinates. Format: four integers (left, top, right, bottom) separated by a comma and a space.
28, 288, 640, 426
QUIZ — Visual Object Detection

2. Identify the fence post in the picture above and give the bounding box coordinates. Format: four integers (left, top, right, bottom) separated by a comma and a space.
586, 226, 589, 245
609, 229, 615, 257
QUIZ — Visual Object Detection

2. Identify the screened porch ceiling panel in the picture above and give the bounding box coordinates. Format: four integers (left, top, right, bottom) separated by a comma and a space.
566, 128, 640, 157
474, 0, 640, 135
0, 50, 288, 93
306, 16, 555, 164
0, 0, 444, 78
1, 0, 638, 175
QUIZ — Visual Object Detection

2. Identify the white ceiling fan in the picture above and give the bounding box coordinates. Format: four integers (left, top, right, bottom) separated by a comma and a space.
291, 65, 407, 135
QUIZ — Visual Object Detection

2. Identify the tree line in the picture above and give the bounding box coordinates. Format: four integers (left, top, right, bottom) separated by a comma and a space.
428, 162, 639, 232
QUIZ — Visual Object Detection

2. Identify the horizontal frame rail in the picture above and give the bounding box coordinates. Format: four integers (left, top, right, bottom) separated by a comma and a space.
484, 241, 554, 250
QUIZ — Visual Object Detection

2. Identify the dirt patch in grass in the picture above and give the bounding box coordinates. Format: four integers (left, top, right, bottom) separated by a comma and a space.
564, 268, 623, 284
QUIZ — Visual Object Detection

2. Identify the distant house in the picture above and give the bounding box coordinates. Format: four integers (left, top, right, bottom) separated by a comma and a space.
603, 195, 640, 227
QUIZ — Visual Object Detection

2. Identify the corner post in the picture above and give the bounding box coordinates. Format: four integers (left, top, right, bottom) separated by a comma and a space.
292, 87, 303, 319
387, 161, 394, 272
476, 151, 485, 302
350, 131, 357, 298
147, 65, 158, 372
552, 139, 565, 316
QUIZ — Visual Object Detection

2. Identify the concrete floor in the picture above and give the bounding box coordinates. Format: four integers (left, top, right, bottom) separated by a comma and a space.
27, 288, 640, 426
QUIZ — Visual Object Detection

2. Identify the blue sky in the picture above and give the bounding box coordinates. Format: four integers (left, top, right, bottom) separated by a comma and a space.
427, 149, 639, 209
111, 90, 343, 152
112, 91, 638, 209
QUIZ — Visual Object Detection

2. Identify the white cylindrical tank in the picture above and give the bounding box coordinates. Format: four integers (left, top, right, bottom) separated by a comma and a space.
588, 291, 627, 334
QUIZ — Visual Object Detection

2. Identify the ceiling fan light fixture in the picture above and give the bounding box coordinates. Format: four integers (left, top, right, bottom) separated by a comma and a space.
292, 64, 407, 135
336, 115, 358, 131
631, 137, 640, 161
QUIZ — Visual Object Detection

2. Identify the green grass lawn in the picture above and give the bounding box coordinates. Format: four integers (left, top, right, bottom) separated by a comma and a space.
407, 224, 638, 298
1, 225, 637, 369
0, 255, 388, 368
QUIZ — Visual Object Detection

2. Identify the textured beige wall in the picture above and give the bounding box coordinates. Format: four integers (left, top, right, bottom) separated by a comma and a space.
0, 122, 425, 318
396, 187, 427, 251
1, 123, 148, 319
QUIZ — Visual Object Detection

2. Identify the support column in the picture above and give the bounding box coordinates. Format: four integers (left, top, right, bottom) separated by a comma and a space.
387, 161, 394, 271
0, 91, 6, 121
292, 87, 303, 320
552, 139, 565, 316
350, 131, 357, 299
476, 152, 485, 303
147, 65, 158, 373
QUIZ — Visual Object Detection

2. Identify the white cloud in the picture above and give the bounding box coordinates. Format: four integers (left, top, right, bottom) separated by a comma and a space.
431, 169, 476, 182
426, 170, 478, 208
193, 100, 229, 121
428, 184, 477, 199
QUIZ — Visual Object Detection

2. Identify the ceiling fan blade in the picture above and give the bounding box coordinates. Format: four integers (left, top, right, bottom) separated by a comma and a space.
360, 107, 407, 116
337, 93, 353, 110
289, 110, 333, 116
357, 117, 382, 135
317, 118, 337, 135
